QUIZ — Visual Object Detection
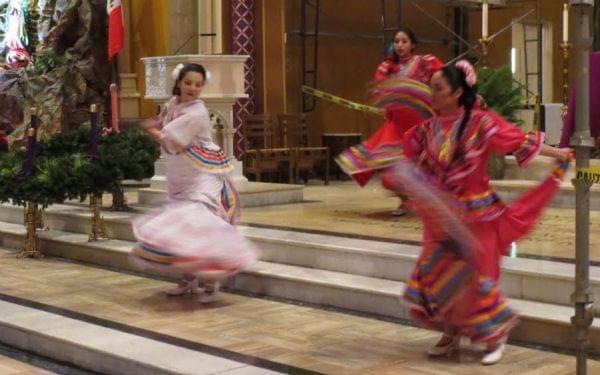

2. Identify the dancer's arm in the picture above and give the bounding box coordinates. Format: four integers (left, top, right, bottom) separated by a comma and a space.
401, 122, 427, 162
539, 144, 573, 162
159, 106, 208, 154
141, 101, 170, 136
422, 54, 444, 83
374, 60, 393, 81
483, 111, 544, 167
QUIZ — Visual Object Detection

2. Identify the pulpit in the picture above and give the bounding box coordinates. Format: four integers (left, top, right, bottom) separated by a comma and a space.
141, 54, 249, 183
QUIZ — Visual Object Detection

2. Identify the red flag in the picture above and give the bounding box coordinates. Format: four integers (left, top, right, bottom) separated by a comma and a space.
107, 0, 124, 60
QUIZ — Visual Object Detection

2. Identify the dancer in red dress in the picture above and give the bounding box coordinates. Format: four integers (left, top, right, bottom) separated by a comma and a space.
338, 28, 443, 215
380, 60, 572, 365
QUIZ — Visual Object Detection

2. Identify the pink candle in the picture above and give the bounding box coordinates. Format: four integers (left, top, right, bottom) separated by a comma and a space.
110, 83, 120, 132
482, 0, 489, 39
562, 3, 569, 43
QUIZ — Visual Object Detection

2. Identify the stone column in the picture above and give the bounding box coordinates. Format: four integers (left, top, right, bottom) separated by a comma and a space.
569, 1, 596, 374
117, 0, 141, 118
232, 0, 256, 157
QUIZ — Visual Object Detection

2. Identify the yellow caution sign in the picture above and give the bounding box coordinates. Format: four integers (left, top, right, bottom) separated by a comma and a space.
302, 85, 383, 115
576, 165, 600, 184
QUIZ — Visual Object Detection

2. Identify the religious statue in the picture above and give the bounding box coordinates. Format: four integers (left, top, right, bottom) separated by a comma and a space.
3, 0, 30, 68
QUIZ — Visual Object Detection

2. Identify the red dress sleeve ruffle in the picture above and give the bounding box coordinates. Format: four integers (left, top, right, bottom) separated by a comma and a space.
421, 54, 444, 81
482, 110, 544, 167
374, 60, 397, 81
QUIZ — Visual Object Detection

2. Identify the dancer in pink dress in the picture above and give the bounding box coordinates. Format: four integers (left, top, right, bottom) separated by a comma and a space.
131, 63, 257, 303
380, 60, 572, 365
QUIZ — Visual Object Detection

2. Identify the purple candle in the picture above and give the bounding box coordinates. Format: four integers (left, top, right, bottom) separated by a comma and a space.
87, 104, 99, 158
24, 108, 38, 175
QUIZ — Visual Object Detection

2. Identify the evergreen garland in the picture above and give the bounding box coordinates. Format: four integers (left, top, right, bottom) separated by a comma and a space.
0, 150, 90, 207
477, 65, 525, 125
0, 126, 159, 206
477, 66, 526, 179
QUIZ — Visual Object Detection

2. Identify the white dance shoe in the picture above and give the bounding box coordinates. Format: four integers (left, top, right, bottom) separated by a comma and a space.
481, 342, 506, 365
166, 278, 199, 296
427, 335, 460, 357
199, 282, 220, 304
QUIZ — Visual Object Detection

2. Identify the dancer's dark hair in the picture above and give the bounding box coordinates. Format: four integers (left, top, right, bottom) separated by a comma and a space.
439, 64, 478, 160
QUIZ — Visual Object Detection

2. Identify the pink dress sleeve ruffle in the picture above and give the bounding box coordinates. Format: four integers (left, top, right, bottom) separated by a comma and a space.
160, 103, 209, 154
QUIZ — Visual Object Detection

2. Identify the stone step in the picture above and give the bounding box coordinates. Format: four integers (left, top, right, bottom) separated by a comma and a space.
0, 222, 597, 354
503, 155, 600, 181
139, 180, 304, 207
491, 179, 600, 211
154, 158, 166, 176
495, 156, 600, 210
0, 299, 280, 375
0, 203, 597, 312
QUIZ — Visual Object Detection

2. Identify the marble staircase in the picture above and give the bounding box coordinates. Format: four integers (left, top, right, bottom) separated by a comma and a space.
0, 298, 279, 375
0, 201, 596, 356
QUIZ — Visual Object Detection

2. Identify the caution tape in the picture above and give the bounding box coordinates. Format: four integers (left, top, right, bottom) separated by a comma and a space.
575, 165, 600, 184
302, 85, 383, 115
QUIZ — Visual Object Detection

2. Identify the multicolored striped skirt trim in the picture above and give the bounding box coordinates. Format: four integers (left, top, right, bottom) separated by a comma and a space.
404, 243, 475, 318
185, 145, 235, 174
460, 277, 519, 343
130, 241, 254, 278
221, 178, 240, 224
460, 190, 506, 221
404, 243, 518, 344
551, 160, 569, 182
371, 77, 435, 119
336, 144, 403, 176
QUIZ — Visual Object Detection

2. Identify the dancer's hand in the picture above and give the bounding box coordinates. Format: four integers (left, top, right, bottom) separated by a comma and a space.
556, 147, 574, 162
140, 117, 161, 132
540, 144, 573, 162
146, 128, 163, 143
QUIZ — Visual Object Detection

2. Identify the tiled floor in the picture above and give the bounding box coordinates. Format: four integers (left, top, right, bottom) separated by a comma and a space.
0, 354, 56, 375
0, 249, 597, 374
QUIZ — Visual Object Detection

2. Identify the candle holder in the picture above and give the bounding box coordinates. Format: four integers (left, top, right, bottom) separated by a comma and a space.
479, 37, 490, 67
34, 206, 48, 231
87, 104, 99, 160
89, 193, 108, 241
109, 83, 120, 133
17, 202, 43, 258
110, 181, 131, 212
560, 41, 571, 118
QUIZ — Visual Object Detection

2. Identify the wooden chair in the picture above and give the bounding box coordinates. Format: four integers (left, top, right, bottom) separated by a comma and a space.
242, 114, 293, 183
278, 114, 329, 185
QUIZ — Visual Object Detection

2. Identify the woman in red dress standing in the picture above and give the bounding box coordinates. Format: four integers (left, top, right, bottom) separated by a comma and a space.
338, 28, 443, 216
382, 60, 572, 365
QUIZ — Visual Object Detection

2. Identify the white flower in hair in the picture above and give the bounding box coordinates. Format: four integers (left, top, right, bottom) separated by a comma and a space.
454, 60, 477, 88
204, 70, 211, 84
172, 63, 184, 81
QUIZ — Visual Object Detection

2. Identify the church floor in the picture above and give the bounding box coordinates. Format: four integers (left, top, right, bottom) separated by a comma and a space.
0, 249, 598, 374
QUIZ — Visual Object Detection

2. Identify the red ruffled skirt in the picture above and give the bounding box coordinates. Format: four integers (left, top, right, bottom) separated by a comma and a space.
383, 160, 568, 344
336, 107, 426, 187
